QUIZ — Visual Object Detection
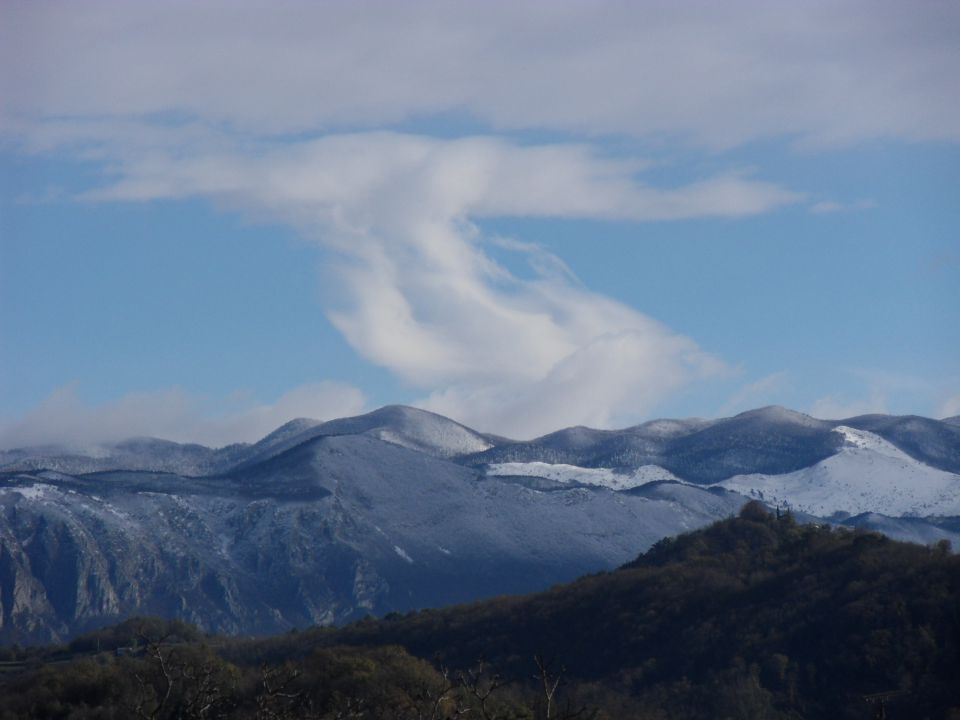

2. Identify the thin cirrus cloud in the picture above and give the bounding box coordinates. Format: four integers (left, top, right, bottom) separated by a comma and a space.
809, 393, 888, 421
0, 383, 367, 450
809, 199, 878, 215
718, 371, 792, 417
52, 130, 786, 437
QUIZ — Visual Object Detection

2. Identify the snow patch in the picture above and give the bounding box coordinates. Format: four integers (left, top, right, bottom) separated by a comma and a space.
486, 462, 680, 491
714, 427, 960, 516
1, 483, 54, 501
832, 425, 903, 458
374, 424, 492, 457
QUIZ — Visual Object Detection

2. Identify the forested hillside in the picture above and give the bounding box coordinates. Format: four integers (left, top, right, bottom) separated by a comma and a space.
1, 504, 957, 719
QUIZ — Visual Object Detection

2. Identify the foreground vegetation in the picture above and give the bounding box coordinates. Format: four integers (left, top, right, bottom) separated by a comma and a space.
1, 503, 958, 719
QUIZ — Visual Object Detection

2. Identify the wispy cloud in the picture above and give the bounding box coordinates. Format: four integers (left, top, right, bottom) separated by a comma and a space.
809, 199, 877, 214
49, 129, 800, 222
810, 369, 960, 422
0, 383, 367, 450
3, 1, 956, 441
720, 371, 790, 416
938, 394, 960, 419
17, 129, 752, 437
810, 393, 888, 420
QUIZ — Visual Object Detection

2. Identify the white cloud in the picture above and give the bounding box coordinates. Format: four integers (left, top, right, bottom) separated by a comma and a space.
810, 392, 887, 420
59, 130, 799, 223
810, 370, 959, 422
30, 130, 739, 438
719, 371, 790, 416
8, 0, 951, 439
809, 199, 877, 214
939, 394, 960, 419
2, 1, 958, 147
0, 383, 366, 450
421, 329, 723, 438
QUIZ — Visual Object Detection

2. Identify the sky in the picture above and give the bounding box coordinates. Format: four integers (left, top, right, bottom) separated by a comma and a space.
1, 1, 959, 448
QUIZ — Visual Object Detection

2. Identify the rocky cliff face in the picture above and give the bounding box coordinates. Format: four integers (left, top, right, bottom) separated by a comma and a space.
0, 433, 747, 644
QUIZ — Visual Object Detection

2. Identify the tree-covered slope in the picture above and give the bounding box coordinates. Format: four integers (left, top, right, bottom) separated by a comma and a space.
2, 506, 958, 719
302, 504, 960, 718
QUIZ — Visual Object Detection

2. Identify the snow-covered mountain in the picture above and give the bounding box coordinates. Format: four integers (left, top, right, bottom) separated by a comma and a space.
0, 406, 493, 477
0, 433, 742, 643
0, 405, 957, 643
714, 425, 960, 517
247, 404, 494, 462
0, 437, 250, 477
467, 405, 960, 481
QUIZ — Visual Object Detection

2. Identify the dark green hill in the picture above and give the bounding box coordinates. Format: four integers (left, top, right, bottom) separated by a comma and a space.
296, 503, 960, 718
2, 504, 958, 719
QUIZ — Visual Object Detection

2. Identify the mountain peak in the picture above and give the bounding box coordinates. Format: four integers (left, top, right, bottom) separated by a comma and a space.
735, 405, 825, 427
254, 417, 323, 446
316, 404, 493, 458
632, 417, 713, 437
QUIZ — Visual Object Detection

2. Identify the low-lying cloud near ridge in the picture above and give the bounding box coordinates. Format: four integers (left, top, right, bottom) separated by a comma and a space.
50, 130, 777, 438
0, 383, 366, 450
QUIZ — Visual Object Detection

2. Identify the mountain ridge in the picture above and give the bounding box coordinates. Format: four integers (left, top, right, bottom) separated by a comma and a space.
1, 404, 957, 645
4, 404, 957, 479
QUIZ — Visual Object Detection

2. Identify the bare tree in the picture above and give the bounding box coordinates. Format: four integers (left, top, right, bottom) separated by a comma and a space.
423, 665, 468, 720
532, 655, 596, 720
132, 628, 176, 720
534, 655, 562, 720
255, 662, 305, 720
129, 623, 233, 720
457, 659, 505, 720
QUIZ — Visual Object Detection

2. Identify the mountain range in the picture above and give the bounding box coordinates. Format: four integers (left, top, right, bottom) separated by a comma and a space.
1, 405, 958, 643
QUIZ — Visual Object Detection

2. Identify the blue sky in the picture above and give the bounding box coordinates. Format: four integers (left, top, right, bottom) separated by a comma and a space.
1, 1, 958, 446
